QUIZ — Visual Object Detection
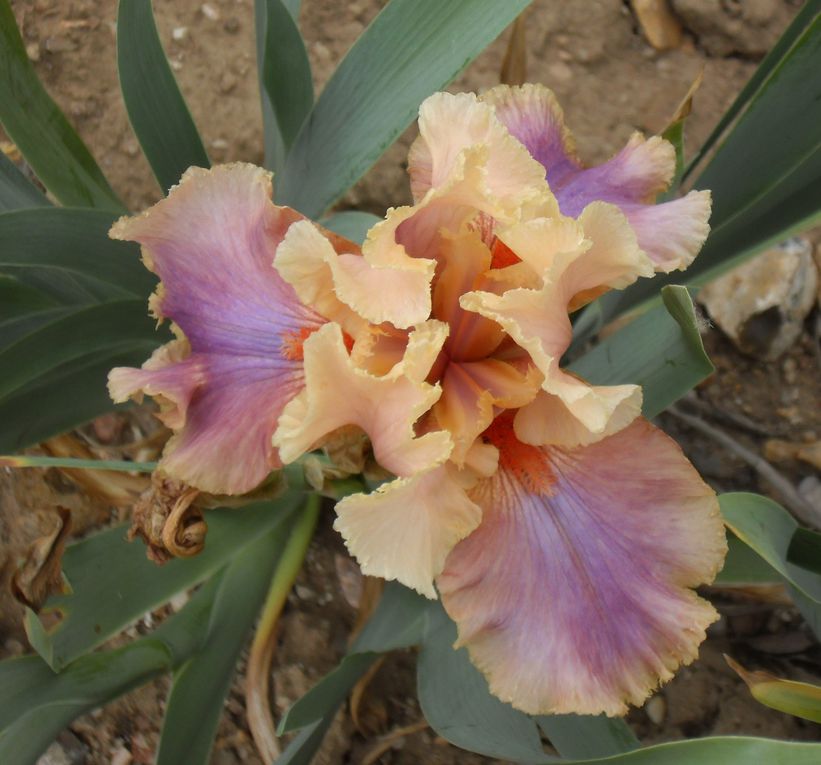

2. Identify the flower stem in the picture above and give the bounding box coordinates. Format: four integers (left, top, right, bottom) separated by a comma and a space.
246, 493, 321, 762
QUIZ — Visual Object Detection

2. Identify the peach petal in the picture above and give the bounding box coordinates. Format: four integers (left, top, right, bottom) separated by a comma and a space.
462, 283, 640, 439
273, 220, 367, 337
334, 464, 482, 598
273, 322, 452, 476
409, 91, 547, 204
514, 389, 641, 448
438, 418, 727, 716
108, 163, 324, 494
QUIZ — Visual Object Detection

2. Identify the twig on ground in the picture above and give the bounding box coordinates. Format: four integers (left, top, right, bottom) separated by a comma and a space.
667, 405, 820, 529
680, 392, 775, 437
361, 720, 429, 765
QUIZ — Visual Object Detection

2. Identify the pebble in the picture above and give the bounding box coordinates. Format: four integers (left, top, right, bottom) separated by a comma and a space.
219, 72, 238, 94
201, 3, 220, 21
294, 584, 315, 600
698, 238, 818, 360
109, 745, 132, 765
547, 61, 573, 83
4, 638, 24, 656
782, 356, 798, 384
644, 694, 666, 725
26, 41, 40, 61
172, 26, 188, 41
313, 41, 331, 61
44, 35, 75, 53
36, 743, 71, 765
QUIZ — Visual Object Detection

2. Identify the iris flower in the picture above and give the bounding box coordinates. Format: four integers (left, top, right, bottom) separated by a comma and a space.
110, 85, 727, 717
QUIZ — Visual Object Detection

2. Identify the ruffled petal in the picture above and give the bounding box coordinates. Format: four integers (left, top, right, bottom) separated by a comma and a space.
109, 163, 324, 494
461, 283, 641, 440
272, 219, 368, 337
484, 84, 711, 272
480, 83, 578, 187
408, 91, 548, 204
514, 389, 640, 448
273, 322, 453, 476
338, 91, 557, 330
334, 464, 482, 598
438, 417, 727, 716
618, 191, 712, 272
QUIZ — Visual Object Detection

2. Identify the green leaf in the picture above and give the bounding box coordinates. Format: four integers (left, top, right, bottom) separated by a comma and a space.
569, 286, 713, 418
726, 655, 821, 724
258, 0, 313, 156
28, 496, 300, 670
0, 207, 156, 300
715, 534, 780, 585
320, 210, 381, 245
536, 715, 639, 759
417, 603, 549, 763
787, 527, 821, 575
156, 523, 292, 765
0, 300, 160, 400
682, 0, 821, 182
603, 9, 821, 319
0, 151, 49, 211
0, 274, 56, 320
0, 574, 220, 765
0, 343, 154, 452
0, 0, 123, 211
585, 739, 821, 764
0, 454, 156, 472
719, 493, 821, 604
117, 0, 210, 192
254, 0, 301, 172
279, 581, 429, 733
276, 0, 532, 216
275, 719, 333, 765
659, 120, 685, 201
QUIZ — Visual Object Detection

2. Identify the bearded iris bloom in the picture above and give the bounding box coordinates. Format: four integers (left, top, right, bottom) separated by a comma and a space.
110, 85, 727, 717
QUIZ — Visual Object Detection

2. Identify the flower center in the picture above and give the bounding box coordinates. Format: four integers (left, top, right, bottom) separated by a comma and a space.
483, 411, 555, 495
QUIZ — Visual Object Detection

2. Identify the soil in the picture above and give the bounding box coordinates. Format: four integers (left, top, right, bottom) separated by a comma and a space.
2, 0, 820, 763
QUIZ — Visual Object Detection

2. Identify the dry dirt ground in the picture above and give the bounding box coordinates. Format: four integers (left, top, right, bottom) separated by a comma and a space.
2, 0, 821, 763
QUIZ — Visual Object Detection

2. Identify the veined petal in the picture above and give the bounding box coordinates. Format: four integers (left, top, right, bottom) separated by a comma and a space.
109, 339, 201, 431
434, 359, 542, 463
273, 322, 452, 476
334, 464, 482, 598
480, 84, 578, 187
484, 84, 711, 273
438, 417, 726, 716
619, 191, 712, 272
109, 163, 324, 494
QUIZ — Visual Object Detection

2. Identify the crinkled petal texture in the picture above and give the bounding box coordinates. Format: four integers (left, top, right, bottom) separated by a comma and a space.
310, 92, 555, 330
273, 321, 453, 477
437, 418, 726, 717
461, 204, 651, 445
334, 463, 482, 598
108, 163, 330, 495
483, 84, 711, 272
